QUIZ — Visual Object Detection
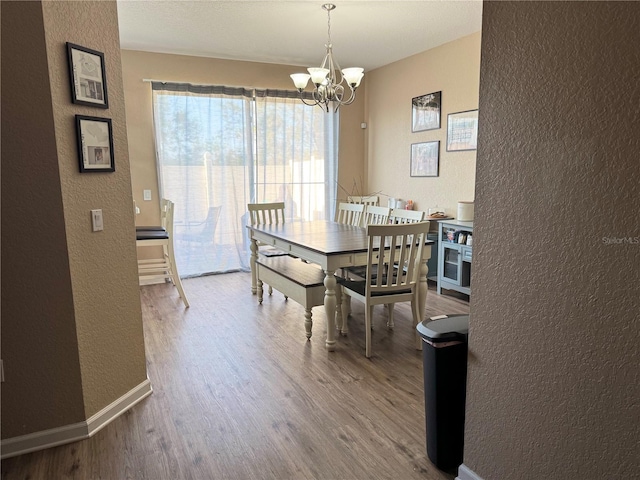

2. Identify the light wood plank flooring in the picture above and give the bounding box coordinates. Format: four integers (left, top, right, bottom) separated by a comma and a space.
1, 272, 469, 480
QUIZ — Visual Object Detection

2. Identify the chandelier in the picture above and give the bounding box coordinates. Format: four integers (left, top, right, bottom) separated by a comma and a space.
290, 3, 364, 112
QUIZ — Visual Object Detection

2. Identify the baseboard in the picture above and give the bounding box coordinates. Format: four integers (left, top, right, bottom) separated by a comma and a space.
457, 463, 485, 480
1, 378, 152, 459
86, 378, 153, 436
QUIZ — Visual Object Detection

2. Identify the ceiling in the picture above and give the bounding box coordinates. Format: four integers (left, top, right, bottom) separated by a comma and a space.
117, 1, 483, 72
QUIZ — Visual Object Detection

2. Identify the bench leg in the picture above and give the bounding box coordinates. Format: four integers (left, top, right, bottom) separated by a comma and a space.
258, 279, 264, 304
304, 308, 313, 340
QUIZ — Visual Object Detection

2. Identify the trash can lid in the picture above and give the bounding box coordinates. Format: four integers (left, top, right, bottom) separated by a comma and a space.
416, 314, 469, 342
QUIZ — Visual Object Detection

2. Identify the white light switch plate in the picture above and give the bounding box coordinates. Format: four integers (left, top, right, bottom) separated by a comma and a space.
91, 209, 104, 231
143, 190, 152, 201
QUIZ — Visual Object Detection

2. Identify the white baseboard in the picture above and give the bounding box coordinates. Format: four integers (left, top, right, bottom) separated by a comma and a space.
457, 463, 485, 480
1, 378, 152, 459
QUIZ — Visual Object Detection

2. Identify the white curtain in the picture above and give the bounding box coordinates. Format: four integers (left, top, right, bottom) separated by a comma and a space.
254, 93, 338, 222
152, 83, 338, 277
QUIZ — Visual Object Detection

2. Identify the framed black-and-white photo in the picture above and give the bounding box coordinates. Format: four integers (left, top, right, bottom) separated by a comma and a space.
412, 91, 441, 132
447, 109, 478, 151
67, 43, 109, 108
75, 115, 115, 172
410, 141, 439, 177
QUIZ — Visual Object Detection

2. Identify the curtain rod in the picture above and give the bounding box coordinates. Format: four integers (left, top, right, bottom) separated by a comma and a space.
143, 78, 255, 90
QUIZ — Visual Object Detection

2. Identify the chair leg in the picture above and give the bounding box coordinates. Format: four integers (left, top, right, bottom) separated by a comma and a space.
411, 298, 422, 351
387, 303, 395, 329
365, 305, 374, 358
167, 243, 189, 308
257, 279, 264, 304
340, 292, 350, 335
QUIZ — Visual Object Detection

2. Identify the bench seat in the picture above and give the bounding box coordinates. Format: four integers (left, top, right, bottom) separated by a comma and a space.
256, 256, 326, 339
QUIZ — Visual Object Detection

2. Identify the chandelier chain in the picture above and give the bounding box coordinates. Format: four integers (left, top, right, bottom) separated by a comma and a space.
326, 5, 332, 46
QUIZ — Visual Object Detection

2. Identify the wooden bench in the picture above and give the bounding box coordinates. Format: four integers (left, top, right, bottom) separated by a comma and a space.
256, 256, 326, 339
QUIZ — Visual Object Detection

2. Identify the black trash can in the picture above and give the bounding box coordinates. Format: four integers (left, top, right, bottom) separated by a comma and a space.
416, 314, 469, 471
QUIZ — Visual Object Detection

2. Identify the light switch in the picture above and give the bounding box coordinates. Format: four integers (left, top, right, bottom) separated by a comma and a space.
143, 190, 152, 201
91, 209, 104, 232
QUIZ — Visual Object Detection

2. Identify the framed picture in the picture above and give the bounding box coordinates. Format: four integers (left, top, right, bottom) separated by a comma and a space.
75, 115, 115, 172
412, 91, 441, 132
447, 109, 479, 151
410, 141, 439, 177
66, 42, 109, 108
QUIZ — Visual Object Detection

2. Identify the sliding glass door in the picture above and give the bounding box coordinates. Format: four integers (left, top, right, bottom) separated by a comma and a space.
152, 83, 337, 277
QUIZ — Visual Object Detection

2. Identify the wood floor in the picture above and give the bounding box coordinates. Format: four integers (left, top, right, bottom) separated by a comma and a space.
2, 272, 469, 480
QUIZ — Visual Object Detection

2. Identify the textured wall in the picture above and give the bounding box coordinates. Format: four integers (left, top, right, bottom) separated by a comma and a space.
121, 50, 365, 227
365, 32, 481, 213
1, 0, 147, 440
464, 2, 640, 479
1, 0, 86, 436
41, 0, 147, 417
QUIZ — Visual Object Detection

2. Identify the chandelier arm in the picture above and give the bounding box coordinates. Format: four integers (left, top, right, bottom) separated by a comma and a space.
298, 95, 321, 108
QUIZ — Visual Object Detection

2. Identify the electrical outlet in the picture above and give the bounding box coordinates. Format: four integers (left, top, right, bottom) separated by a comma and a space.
91, 209, 104, 232
143, 189, 152, 201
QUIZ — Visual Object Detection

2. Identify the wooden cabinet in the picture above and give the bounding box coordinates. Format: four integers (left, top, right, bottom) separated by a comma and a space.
437, 220, 473, 296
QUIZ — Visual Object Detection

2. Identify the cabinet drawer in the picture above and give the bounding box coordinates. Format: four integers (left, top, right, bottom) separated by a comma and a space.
461, 246, 472, 262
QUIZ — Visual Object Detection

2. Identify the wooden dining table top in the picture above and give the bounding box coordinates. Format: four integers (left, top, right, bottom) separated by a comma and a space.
248, 220, 433, 257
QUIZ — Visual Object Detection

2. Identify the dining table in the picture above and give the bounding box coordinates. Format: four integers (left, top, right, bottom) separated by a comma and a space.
248, 220, 433, 351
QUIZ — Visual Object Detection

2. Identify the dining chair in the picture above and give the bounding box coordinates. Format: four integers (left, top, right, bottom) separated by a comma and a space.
338, 222, 430, 357
388, 211, 429, 282
136, 199, 190, 307
389, 209, 426, 224
346, 204, 391, 280
335, 202, 365, 226
347, 195, 379, 206
248, 202, 286, 226
247, 202, 289, 295
362, 205, 391, 226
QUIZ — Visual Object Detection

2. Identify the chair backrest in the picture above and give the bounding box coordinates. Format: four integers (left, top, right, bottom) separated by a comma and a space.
362, 205, 391, 226
347, 195, 379, 206
389, 209, 426, 225
160, 198, 172, 230
335, 202, 365, 226
248, 202, 285, 225
202, 206, 222, 238
365, 222, 430, 295
162, 199, 174, 234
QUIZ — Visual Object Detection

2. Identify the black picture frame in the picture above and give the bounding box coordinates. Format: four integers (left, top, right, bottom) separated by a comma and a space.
447, 109, 479, 151
410, 141, 439, 177
412, 91, 441, 132
66, 42, 109, 108
75, 115, 115, 172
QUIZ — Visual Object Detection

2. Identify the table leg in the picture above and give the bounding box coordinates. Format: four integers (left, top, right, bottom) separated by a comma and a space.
323, 269, 337, 351
250, 237, 258, 295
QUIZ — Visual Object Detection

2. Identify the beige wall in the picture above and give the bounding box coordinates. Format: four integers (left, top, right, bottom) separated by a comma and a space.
1, 0, 147, 438
121, 50, 365, 227
464, 2, 640, 479
365, 33, 481, 214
